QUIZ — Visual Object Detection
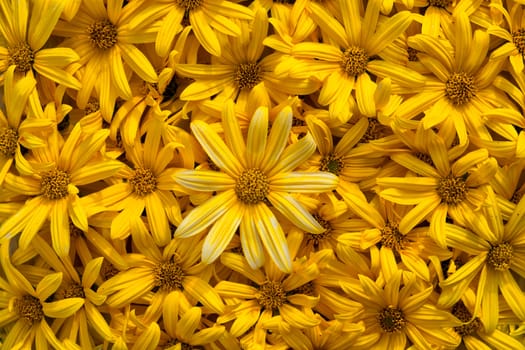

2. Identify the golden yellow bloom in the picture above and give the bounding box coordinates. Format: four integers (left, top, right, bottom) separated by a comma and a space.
174, 101, 338, 272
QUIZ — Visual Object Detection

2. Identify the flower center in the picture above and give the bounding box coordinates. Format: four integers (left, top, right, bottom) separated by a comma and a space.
428, 0, 452, 7
14, 295, 44, 324
407, 47, 419, 62
341, 46, 369, 77
87, 19, 118, 50
360, 118, 387, 142
154, 260, 185, 291
445, 72, 476, 106
84, 100, 100, 115
487, 242, 513, 271
436, 174, 468, 205
101, 260, 120, 280
256, 280, 286, 310
0, 127, 18, 158
40, 168, 70, 200
175, 0, 203, 11
164, 339, 203, 350
289, 281, 315, 296
8, 42, 35, 73
451, 301, 481, 337
377, 306, 406, 333
513, 28, 525, 56
320, 153, 345, 176
306, 214, 332, 247
234, 62, 262, 89
380, 222, 406, 251
62, 283, 86, 299
235, 168, 269, 204
415, 152, 434, 167
129, 167, 157, 196
511, 190, 523, 204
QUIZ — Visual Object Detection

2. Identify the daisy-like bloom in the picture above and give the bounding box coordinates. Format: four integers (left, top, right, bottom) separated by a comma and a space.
0, 65, 54, 185
0, 0, 81, 87
449, 288, 525, 350
158, 301, 225, 348
98, 219, 225, 316
490, 159, 525, 219
0, 117, 123, 256
376, 130, 498, 247
279, 0, 424, 123
489, 1, 525, 72
174, 101, 338, 272
0, 244, 84, 349
340, 270, 461, 349
397, 12, 512, 145
83, 116, 188, 246
215, 252, 321, 344
175, 8, 319, 107
437, 188, 525, 332
53, 0, 160, 119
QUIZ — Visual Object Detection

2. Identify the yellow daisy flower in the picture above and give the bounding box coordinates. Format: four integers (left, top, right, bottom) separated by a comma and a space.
53, 0, 160, 119
340, 269, 461, 349
0, 244, 84, 349
174, 101, 338, 272
0, 0, 81, 88
438, 189, 525, 332
280, 0, 424, 123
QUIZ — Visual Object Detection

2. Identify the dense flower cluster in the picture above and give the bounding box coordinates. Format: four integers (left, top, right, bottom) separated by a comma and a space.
1, 0, 525, 349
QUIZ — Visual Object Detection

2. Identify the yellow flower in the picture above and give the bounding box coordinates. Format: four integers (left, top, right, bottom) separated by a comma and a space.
340, 270, 461, 349
0, 244, 84, 349
0, 119, 123, 257
438, 188, 525, 332
489, 2, 525, 72
174, 101, 338, 272
53, 0, 159, 119
0, 0, 80, 88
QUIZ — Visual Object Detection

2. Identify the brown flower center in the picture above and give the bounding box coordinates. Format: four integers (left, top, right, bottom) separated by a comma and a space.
407, 47, 419, 62
380, 222, 406, 251
428, 0, 452, 7
415, 152, 434, 167
154, 260, 185, 291
289, 281, 315, 296
320, 153, 345, 176
164, 339, 203, 350
445, 72, 476, 106
306, 214, 332, 247
129, 167, 157, 196
235, 168, 269, 204
15, 295, 44, 324
87, 19, 118, 50
0, 127, 18, 158
452, 300, 481, 337
62, 283, 86, 299
101, 260, 120, 280
436, 174, 468, 205
513, 28, 525, 56
360, 118, 388, 142
176, 0, 203, 11
257, 280, 286, 310
341, 46, 369, 77
378, 306, 406, 333
84, 100, 100, 115
40, 168, 70, 200
8, 42, 34, 73
234, 63, 262, 89
487, 242, 513, 271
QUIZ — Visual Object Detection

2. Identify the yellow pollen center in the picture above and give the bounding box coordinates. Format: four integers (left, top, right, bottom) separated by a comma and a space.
87, 19, 118, 50
256, 280, 286, 310
8, 42, 34, 73
14, 295, 44, 324
452, 301, 481, 337
84, 100, 100, 115
513, 28, 525, 56
289, 281, 315, 296
445, 72, 476, 105
436, 174, 468, 205
0, 127, 18, 158
175, 0, 203, 11
129, 167, 157, 196
62, 283, 86, 299
341, 46, 369, 77
361, 118, 387, 142
154, 260, 185, 291
235, 168, 269, 204
101, 260, 120, 280
428, 0, 452, 7
320, 153, 344, 176
487, 242, 513, 271
378, 306, 406, 333
380, 222, 406, 251
40, 168, 70, 200
234, 63, 262, 89
306, 214, 332, 247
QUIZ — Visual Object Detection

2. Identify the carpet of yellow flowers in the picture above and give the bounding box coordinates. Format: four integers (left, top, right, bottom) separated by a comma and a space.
1, 0, 525, 349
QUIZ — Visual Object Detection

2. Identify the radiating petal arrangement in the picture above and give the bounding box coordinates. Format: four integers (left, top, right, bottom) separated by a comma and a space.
1, 0, 525, 349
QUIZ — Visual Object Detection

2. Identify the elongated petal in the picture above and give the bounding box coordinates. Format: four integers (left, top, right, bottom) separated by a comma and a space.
43, 298, 84, 318
131, 322, 160, 350
269, 171, 338, 193
183, 276, 225, 314
36, 272, 62, 301
267, 191, 323, 234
